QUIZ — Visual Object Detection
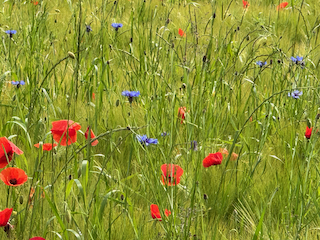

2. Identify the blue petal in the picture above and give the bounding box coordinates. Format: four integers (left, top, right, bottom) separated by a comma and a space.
19, 80, 25, 85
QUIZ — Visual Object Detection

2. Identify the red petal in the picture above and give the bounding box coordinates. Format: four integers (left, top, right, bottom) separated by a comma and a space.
150, 204, 162, 220
0, 208, 13, 227
29, 238, 45, 240
203, 152, 223, 168
85, 127, 99, 146
0, 137, 13, 168
0, 167, 28, 186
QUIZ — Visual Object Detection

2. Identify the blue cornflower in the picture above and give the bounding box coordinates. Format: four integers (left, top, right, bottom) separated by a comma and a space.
291, 56, 303, 64
161, 132, 169, 137
86, 25, 92, 33
256, 61, 267, 67
122, 90, 140, 103
136, 134, 158, 146
5, 30, 17, 38
111, 23, 123, 31
190, 141, 198, 151
11, 81, 25, 88
288, 90, 303, 99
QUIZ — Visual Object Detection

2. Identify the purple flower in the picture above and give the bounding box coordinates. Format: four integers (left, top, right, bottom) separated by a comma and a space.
136, 135, 158, 146
122, 90, 140, 103
161, 132, 169, 137
288, 90, 303, 99
256, 61, 267, 67
291, 56, 303, 64
190, 141, 198, 151
111, 23, 123, 31
5, 30, 17, 38
86, 25, 92, 33
11, 81, 25, 88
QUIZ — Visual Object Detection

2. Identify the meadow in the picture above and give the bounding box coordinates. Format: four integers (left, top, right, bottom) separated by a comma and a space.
0, 0, 320, 239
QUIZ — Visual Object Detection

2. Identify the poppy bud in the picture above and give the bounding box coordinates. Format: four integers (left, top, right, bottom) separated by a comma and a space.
68, 51, 75, 59
270, 59, 273, 65
166, 18, 170, 24
204, 194, 208, 200
126, 126, 131, 130
121, 195, 124, 201
55, 9, 60, 13
107, 61, 110, 64
203, 55, 207, 62
182, 83, 186, 89
19, 196, 23, 204
130, 37, 133, 43
237, 26, 240, 31
116, 99, 120, 106
172, 43, 174, 48
234, 71, 238, 76
54, 19, 57, 23
68, 174, 72, 180
213, 13, 216, 18
277, 59, 282, 64
317, 114, 320, 120
246, 36, 250, 41
114, 1, 117, 4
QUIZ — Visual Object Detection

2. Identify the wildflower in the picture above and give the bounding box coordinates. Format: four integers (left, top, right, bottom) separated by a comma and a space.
291, 56, 303, 64
218, 148, 238, 160
150, 204, 171, 221
242, 0, 249, 8
50, 120, 81, 146
29, 238, 45, 240
136, 135, 158, 146
32, 1, 39, 5
256, 61, 267, 67
86, 25, 92, 33
203, 152, 223, 168
191, 141, 198, 151
288, 90, 303, 99
305, 126, 312, 139
0, 167, 28, 186
0, 208, 13, 227
178, 28, 186, 37
178, 107, 187, 123
5, 30, 16, 38
0, 137, 23, 169
11, 81, 25, 88
85, 127, 99, 146
122, 90, 140, 103
161, 164, 184, 186
161, 132, 169, 137
111, 23, 123, 31
92, 92, 95, 100
34, 143, 57, 151
277, 2, 288, 10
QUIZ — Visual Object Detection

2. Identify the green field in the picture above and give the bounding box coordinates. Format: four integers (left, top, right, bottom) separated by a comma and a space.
1, 0, 320, 239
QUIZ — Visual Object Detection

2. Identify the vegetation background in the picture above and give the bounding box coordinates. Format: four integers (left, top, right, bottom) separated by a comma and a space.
0, 0, 320, 239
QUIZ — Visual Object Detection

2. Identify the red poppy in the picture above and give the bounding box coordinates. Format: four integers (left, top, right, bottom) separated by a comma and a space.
0, 208, 12, 227
92, 92, 96, 100
0, 137, 23, 169
178, 107, 187, 124
85, 127, 99, 146
150, 204, 171, 221
178, 28, 186, 37
203, 152, 223, 168
51, 120, 81, 146
161, 164, 184, 186
242, 0, 249, 8
277, 2, 288, 10
0, 167, 28, 186
34, 143, 57, 151
29, 238, 45, 240
305, 126, 312, 139
33, 1, 39, 5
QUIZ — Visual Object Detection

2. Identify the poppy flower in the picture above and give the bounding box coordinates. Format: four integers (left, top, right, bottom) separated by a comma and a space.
150, 204, 171, 221
0, 208, 13, 227
34, 143, 57, 151
0, 167, 28, 186
29, 238, 45, 240
178, 107, 187, 123
92, 92, 95, 100
50, 120, 81, 146
203, 152, 223, 168
33, 1, 39, 5
277, 2, 288, 10
178, 28, 186, 37
0, 137, 23, 169
85, 127, 99, 146
242, 0, 249, 8
305, 126, 312, 139
161, 164, 184, 186
218, 148, 238, 161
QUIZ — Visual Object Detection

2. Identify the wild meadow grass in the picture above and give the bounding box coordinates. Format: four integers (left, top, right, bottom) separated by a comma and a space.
0, 0, 320, 239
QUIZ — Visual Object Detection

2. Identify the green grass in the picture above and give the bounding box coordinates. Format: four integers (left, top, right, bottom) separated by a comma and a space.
1, 0, 320, 239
